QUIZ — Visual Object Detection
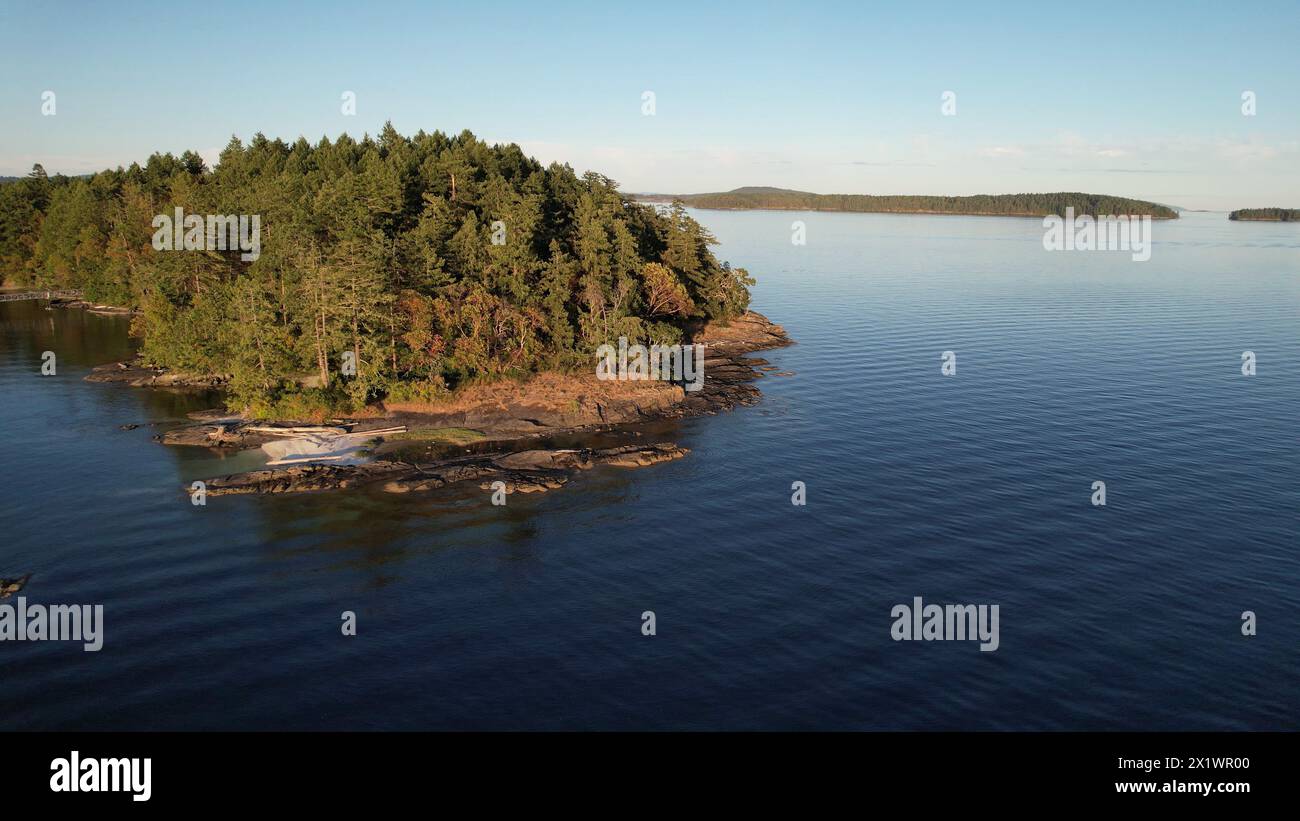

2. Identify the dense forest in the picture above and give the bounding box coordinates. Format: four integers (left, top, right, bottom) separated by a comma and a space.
0, 126, 753, 416
643, 186, 1180, 219
1228, 208, 1300, 221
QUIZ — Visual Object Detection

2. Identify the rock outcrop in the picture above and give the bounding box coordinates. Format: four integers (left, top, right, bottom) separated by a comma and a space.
87, 361, 228, 389
201, 443, 689, 497
0, 574, 32, 599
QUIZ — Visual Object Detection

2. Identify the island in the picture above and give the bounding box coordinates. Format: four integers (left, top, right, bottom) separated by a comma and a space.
1228, 208, 1300, 221
638, 186, 1180, 219
0, 126, 792, 496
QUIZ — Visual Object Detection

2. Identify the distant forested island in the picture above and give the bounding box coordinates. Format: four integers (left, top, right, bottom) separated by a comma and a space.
640, 187, 1180, 219
0, 126, 754, 416
1228, 208, 1300, 221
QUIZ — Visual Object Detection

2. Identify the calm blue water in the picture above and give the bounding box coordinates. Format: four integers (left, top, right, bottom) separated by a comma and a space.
1, 210, 1297, 730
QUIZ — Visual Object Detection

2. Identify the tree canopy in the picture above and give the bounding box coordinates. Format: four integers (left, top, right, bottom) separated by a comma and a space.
0, 126, 754, 416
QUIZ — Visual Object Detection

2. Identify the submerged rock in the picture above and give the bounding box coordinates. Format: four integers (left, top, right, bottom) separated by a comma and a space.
0, 574, 32, 599
477, 473, 570, 494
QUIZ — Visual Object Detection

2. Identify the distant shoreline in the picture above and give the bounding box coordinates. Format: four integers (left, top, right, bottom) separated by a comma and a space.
639, 203, 1177, 220
637, 188, 1180, 220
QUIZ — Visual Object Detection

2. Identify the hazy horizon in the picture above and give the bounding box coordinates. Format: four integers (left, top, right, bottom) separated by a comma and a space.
2, 0, 1298, 210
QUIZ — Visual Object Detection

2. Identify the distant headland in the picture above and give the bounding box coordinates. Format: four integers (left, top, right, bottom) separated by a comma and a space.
637, 187, 1180, 219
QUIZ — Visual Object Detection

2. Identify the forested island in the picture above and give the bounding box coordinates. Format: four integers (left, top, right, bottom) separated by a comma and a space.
1228, 208, 1300, 221
0, 126, 760, 418
640, 186, 1180, 219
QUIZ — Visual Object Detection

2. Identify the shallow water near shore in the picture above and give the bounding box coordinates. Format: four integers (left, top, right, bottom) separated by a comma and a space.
1, 209, 1297, 730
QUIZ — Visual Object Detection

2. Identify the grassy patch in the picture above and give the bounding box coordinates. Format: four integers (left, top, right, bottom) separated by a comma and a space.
386, 427, 487, 446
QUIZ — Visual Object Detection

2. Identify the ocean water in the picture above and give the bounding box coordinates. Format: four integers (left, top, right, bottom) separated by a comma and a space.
0, 209, 1296, 730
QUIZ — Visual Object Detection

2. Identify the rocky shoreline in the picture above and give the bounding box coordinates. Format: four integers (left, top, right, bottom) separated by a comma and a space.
93, 310, 791, 496
87, 360, 229, 389
203, 442, 691, 496
49, 297, 136, 316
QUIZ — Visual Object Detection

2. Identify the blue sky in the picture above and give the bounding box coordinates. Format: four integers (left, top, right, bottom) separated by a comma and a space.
2, 0, 1298, 209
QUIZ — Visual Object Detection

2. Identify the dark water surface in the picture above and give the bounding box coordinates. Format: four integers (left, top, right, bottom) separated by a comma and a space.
1, 210, 1296, 730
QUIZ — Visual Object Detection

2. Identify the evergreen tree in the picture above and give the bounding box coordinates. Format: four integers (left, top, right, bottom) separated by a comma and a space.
0, 126, 757, 415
